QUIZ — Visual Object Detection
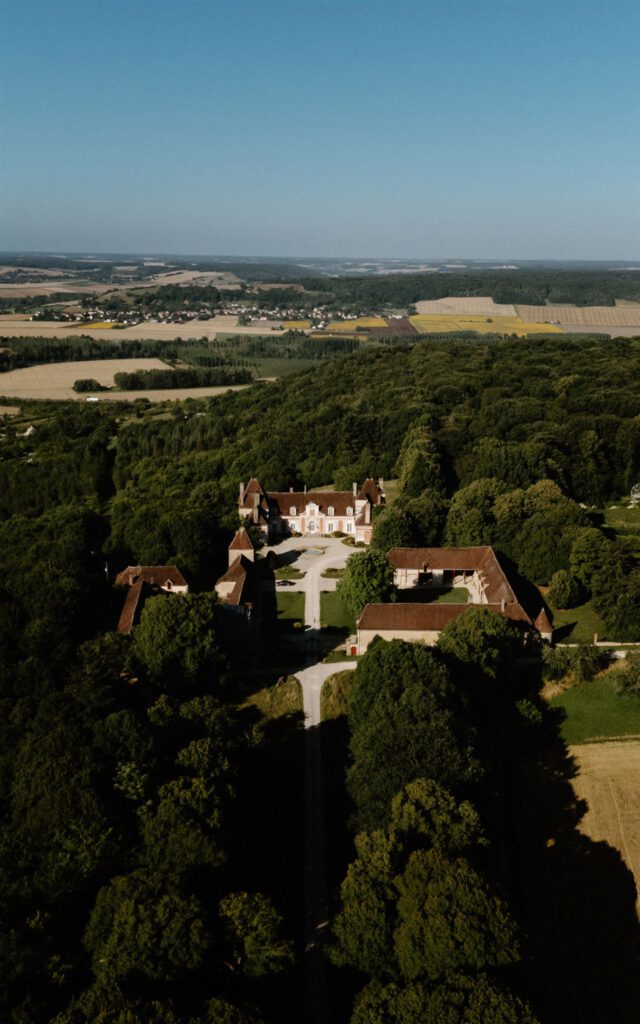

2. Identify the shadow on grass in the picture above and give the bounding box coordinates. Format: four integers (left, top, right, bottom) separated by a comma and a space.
511, 698, 640, 1023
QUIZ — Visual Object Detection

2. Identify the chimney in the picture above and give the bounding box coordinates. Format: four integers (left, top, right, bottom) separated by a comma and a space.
353, 481, 358, 496
378, 477, 384, 493
290, 486, 293, 492
501, 598, 506, 612
304, 484, 307, 493
239, 481, 245, 505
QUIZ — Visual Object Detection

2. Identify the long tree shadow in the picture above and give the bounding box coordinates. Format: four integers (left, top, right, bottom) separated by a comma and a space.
511, 703, 640, 1023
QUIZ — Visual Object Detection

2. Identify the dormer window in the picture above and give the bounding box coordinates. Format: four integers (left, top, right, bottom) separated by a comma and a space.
346, 506, 353, 516
289, 506, 296, 516
328, 506, 334, 516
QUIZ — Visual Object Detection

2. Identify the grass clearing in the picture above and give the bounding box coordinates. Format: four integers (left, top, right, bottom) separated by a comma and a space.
320, 567, 344, 579
540, 589, 606, 643
320, 591, 356, 632
276, 591, 305, 631
274, 565, 305, 580
242, 677, 303, 720
320, 671, 354, 720
550, 671, 640, 744
603, 503, 640, 554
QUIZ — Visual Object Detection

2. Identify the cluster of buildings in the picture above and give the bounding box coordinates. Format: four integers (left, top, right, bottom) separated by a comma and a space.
115, 478, 554, 652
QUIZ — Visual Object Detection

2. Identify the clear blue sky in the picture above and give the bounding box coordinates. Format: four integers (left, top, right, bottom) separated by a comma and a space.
1, 0, 638, 258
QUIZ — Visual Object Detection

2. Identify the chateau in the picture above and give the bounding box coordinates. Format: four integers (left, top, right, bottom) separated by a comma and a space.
238, 477, 385, 543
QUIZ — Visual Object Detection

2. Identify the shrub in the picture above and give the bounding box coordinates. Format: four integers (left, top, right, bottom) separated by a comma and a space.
548, 569, 584, 609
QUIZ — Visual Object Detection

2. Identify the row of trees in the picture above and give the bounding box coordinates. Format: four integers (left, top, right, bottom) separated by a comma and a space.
330, 624, 540, 1022
113, 367, 253, 390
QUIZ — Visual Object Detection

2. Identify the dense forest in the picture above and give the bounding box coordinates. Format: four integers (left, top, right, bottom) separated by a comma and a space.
2, 331, 640, 1021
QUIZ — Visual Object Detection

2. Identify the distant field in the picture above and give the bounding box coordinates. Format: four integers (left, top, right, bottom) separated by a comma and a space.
570, 740, 640, 912
327, 317, 388, 331
0, 358, 250, 401
409, 314, 564, 336
415, 296, 517, 316
0, 314, 280, 341
283, 320, 312, 330
516, 304, 640, 327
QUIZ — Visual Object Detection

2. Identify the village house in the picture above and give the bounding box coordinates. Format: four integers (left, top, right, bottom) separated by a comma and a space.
214, 526, 256, 619
115, 565, 188, 634
355, 545, 553, 654
238, 477, 385, 543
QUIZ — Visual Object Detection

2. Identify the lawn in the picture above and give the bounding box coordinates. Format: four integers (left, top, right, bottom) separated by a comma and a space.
603, 503, 640, 554
276, 591, 305, 631
320, 670, 354, 721
320, 567, 344, 579
550, 671, 640, 744
241, 677, 303, 721
274, 565, 305, 580
541, 591, 607, 643
396, 586, 469, 605
320, 591, 356, 632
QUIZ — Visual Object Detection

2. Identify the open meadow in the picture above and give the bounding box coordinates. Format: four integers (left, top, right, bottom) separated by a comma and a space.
415, 296, 517, 315
0, 358, 250, 401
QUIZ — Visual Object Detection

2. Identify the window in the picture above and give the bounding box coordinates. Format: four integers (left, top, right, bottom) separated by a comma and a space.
328, 505, 334, 516
290, 506, 296, 516
308, 521, 316, 533
327, 522, 334, 533
346, 506, 353, 516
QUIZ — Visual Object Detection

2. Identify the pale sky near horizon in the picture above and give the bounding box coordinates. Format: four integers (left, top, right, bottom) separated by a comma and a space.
1, 0, 638, 259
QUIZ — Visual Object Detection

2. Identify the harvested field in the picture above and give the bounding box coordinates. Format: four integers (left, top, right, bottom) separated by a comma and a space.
415, 296, 517, 315
0, 282, 116, 298
516, 303, 640, 326
368, 317, 418, 336
570, 740, 640, 913
283, 320, 312, 330
0, 358, 169, 400
0, 314, 279, 341
409, 314, 563, 335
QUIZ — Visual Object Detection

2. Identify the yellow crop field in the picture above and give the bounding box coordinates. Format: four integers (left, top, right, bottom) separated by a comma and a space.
283, 320, 312, 330
83, 321, 118, 329
409, 314, 564, 336
328, 317, 388, 331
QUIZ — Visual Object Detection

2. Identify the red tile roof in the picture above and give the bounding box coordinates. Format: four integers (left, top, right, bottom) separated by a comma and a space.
229, 527, 254, 551
357, 601, 531, 633
268, 491, 358, 517
115, 565, 188, 589
388, 546, 491, 571
215, 555, 254, 606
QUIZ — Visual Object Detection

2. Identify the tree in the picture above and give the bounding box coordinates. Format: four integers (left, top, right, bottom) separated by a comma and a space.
394, 851, 520, 981
371, 507, 417, 553
395, 427, 445, 498
438, 607, 522, 683
426, 972, 540, 1024
132, 593, 231, 691
218, 892, 294, 977
84, 870, 211, 981
337, 550, 395, 616
444, 479, 506, 547
548, 569, 584, 609
569, 527, 613, 592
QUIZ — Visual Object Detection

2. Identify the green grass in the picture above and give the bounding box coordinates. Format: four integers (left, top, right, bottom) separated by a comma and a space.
276, 591, 305, 631
383, 478, 400, 505
602, 503, 640, 554
274, 565, 304, 580
541, 591, 607, 643
550, 671, 640, 744
254, 357, 316, 378
321, 567, 344, 579
320, 591, 356, 632
242, 677, 303, 720
432, 587, 469, 604
320, 671, 354, 721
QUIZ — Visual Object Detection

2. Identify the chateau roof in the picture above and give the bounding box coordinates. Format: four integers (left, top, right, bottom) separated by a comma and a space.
245, 478, 266, 496
115, 565, 188, 589
215, 554, 254, 606
388, 546, 491, 571
229, 527, 254, 552
357, 478, 384, 504
268, 491, 359, 517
